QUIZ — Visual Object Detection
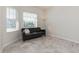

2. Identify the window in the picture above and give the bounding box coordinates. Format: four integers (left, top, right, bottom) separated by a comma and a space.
23, 12, 37, 28
6, 8, 19, 32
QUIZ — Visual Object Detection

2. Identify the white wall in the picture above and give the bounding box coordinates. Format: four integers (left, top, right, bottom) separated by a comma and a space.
0, 7, 4, 52
2, 6, 45, 48
0, 7, 2, 52
47, 6, 79, 43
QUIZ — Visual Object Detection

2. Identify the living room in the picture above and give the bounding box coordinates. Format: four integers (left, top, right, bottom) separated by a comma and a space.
0, 6, 79, 53
0, 6, 47, 52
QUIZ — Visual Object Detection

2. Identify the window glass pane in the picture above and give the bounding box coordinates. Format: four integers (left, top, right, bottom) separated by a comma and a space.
6, 8, 18, 32
7, 19, 16, 28
23, 12, 37, 28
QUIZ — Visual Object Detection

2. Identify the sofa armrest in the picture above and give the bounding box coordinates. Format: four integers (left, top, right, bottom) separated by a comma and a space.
40, 30, 46, 36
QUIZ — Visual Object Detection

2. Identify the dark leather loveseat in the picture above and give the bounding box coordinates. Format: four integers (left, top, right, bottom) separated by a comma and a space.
21, 27, 46, 41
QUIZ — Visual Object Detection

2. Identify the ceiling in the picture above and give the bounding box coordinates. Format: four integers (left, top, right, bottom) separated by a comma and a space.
35, 6, 51, 10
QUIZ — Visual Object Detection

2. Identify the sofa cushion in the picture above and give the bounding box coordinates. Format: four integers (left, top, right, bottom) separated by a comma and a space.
28, 28, 41, 33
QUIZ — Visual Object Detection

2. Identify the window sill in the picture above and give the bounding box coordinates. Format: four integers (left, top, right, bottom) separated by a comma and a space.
6, 28, 19, 32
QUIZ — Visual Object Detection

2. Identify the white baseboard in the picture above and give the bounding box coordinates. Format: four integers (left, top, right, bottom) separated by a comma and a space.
49, 34, 79, 44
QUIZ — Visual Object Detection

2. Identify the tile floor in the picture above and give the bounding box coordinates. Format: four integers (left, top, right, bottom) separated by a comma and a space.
3, 36, 79, 53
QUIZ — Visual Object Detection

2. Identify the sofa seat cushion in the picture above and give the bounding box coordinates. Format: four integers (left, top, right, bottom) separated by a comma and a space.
24, 32, 42, 36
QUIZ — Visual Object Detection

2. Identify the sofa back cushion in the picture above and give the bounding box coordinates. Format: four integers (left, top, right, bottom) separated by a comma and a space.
22, 27, 41, 33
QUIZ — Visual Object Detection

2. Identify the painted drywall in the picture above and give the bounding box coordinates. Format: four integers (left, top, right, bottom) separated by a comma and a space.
0, 7, 2, 52
2, 6, 45, 47
47, 6, 79, 43
0, 7, 4, 52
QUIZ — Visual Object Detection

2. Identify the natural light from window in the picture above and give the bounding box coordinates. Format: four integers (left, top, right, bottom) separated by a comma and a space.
23, 12, 37, 28
6, 8, 19, 32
